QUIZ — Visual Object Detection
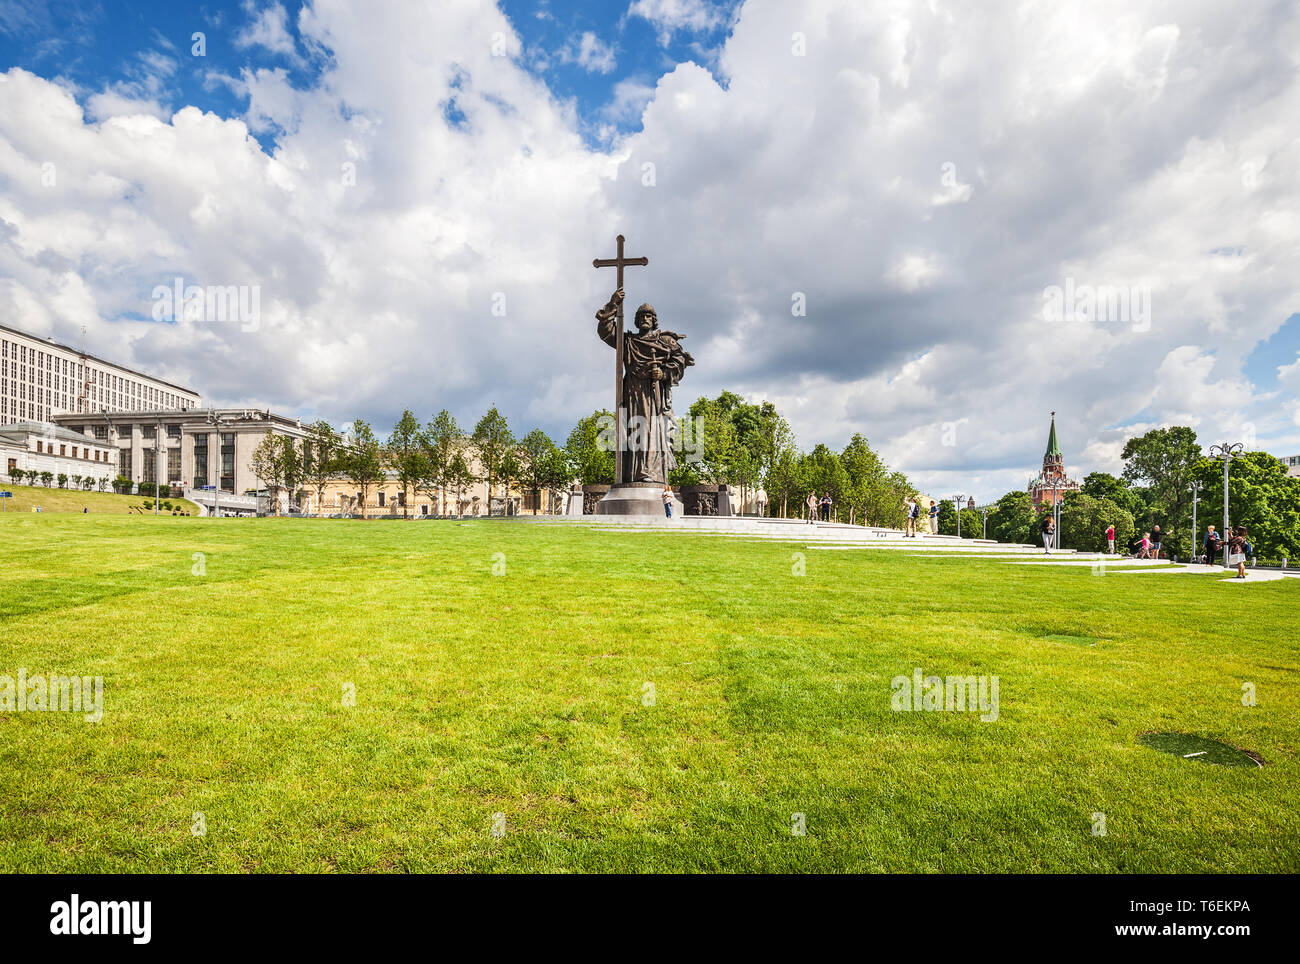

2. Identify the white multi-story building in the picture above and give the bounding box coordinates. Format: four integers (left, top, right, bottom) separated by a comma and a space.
1281, 454, 1300, 478
1, 422, 117, 489
1, 323, 200, 423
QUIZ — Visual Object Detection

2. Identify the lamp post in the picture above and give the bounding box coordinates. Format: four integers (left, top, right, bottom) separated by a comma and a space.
979, 505, 989, 540
1208, 443, 1242, 568
205, 409, 227, 518
951, 494, 965, 539
1190, 480, 1201, 563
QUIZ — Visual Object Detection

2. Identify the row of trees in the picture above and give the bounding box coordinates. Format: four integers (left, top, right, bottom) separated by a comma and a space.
7, 469, 108, 491
943, 427, 1300, 560
245, 391, 920, 526
249, 406, 573, 518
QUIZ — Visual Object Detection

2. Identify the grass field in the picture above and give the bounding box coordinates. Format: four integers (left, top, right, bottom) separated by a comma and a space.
1, 515, 1296, 873
0, 482, 199, 515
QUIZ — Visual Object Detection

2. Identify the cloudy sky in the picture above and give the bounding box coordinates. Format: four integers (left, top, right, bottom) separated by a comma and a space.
1, 0, 1298, 501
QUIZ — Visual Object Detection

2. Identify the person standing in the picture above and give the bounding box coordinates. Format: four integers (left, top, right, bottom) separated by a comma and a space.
820, 492, 832, 522
806, 490, 817, 524
1203, 525, 1219, 565
1150, 524, 1162, 559
662, 483, 673, 519
903, 498, 916, 537
1227, 526, 1249, 578
1041, 515, 1055, 553
928, 500, 939, 534
1136, 532, 1151, 559
1105, 523, 1116, 554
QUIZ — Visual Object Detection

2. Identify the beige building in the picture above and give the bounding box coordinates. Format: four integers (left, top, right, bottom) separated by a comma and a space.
53, 408, 308, 514
309, 456, 567, 518
2, 323, 200, 423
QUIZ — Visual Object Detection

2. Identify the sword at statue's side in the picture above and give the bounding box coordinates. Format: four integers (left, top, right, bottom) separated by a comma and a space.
593, 234, 648, 484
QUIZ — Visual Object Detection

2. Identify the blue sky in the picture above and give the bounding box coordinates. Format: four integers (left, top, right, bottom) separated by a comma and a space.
2, 1, 1298, 501
0, 0, 739, 149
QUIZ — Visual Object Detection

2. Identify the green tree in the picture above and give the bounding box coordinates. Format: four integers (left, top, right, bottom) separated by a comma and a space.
40, 470, 54, 487
518, 428, 569, 514
565, 410, 615, 486
763, 443, 801, 518
1121, 426, 1201, 545
936, 499, 957, 535
302, 420, 342, 515
8, 468, 23, 485
387, 409, 427, 519
472, 406, 515, 514
1191, 451, 1300, 561
342, 419, 385, 519
423, 409, 463, 515
444, 450, 476, 517
1059, 492, 1136, 552
988, 490, 1036, 545
1080, 471, 1144, 518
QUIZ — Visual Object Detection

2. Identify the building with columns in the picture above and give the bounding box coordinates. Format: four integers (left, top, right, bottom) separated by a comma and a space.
51, 408, 308, 513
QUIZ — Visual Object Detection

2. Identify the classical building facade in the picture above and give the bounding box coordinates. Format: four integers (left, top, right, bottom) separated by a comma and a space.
1, 422, 117, 489
1028, 412, 1080, 507
1, 323, 200, 423
51, 409, 309, 512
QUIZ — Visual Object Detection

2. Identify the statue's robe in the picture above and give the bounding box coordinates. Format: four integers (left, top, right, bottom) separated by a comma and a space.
596, 304, 693, 483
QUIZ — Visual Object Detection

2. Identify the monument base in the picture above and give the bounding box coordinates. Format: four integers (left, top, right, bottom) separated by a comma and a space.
595, 482, 682, 518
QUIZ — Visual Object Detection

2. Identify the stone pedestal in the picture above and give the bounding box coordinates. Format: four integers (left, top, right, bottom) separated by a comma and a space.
565, 486, 584, 516
595, 481, 682, 518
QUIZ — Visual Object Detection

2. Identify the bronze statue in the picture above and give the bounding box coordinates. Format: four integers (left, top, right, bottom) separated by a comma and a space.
595, 289, 694, 483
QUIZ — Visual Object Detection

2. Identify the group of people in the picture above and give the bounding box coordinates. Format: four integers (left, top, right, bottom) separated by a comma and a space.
1098, 521, 1253, 577
901, 498, 939, 536
1203, 524, 1253, 578
804, 491, 834, 523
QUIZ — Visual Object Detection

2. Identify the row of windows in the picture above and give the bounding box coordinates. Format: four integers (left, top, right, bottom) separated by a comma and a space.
33, 440, 109, 462
1, 338, 197, 416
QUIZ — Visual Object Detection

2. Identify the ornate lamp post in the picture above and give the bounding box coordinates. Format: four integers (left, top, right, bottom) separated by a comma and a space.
1208, 442, 1243, 568
951, 493, 965, 539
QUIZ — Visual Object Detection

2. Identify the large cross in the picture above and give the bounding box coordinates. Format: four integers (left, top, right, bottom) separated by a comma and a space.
593, 234, 648, 483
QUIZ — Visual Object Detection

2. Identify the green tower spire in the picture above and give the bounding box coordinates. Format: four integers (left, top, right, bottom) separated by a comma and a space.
1044, 412, 1060, 458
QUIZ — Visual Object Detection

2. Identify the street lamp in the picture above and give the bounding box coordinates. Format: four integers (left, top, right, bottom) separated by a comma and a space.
1208, 442, 1243, 569
1190, 480, 1202, 563
951, 494, 965, 539
204, 409, 228, 518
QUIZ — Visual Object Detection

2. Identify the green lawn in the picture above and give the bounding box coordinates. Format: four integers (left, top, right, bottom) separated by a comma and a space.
1, 516, 1296, 873
0, 482, 199, 515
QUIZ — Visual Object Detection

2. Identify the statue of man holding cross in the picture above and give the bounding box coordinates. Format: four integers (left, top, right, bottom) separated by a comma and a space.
592, 234, 694, 487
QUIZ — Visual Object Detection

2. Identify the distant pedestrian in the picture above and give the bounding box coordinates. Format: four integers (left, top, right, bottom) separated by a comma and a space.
1041, 515, 1055, 553
903, 498, 917, 537
1105, 523, 1115, 553
819, 493, 832, 522
1227, 526, 1249, 578
806, 490, 817, 524
928, 501, 939, 534
1203, 525, 1220, 565
1150, 525, 1162, 559
1136, 532, 1151, 559
662, 483, 673, 519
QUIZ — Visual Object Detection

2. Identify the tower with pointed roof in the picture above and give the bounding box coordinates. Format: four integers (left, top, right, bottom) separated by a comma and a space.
1028, 412, 1079, 507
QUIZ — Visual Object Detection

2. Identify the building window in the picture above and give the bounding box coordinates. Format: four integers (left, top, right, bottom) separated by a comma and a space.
378, 491, 386, 507
167, 424, 181, 439
142, 448, 156, 484
93, 424, 107, 440
167, 448, 180, 484
220, 433, 235, 492
194, 434, 208, 488
141, 424, 155, 440
120, 449, 132, 479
